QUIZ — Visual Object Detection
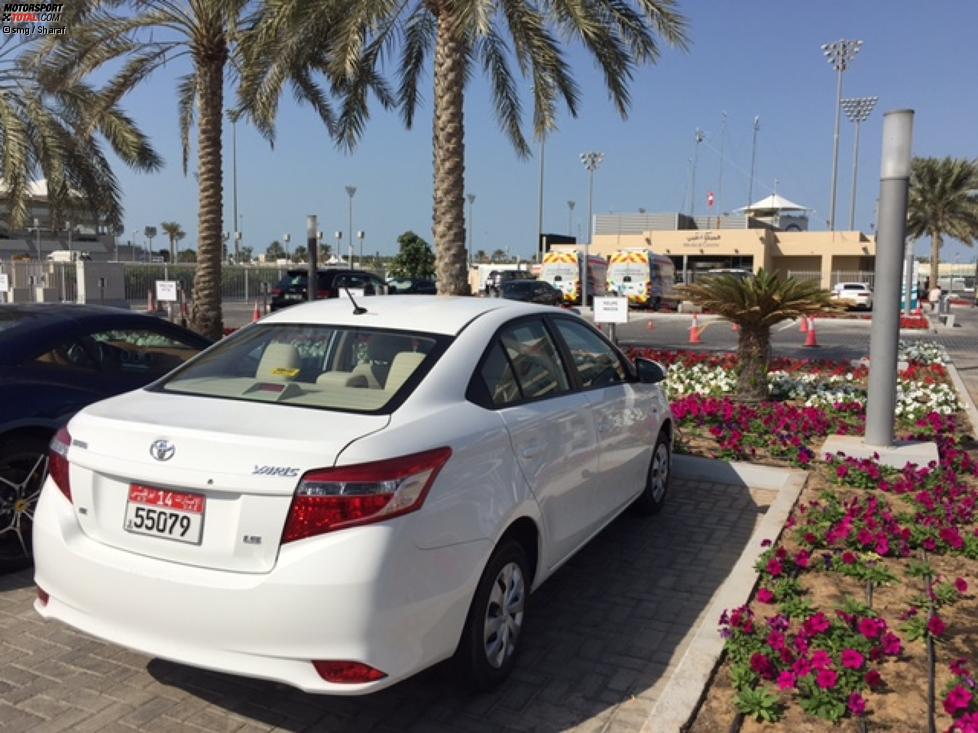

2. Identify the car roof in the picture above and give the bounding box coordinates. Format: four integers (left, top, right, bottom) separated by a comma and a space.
260, 295, 557, 335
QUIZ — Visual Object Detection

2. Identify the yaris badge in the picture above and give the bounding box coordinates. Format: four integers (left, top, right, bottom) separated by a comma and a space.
149, 439, 175, 462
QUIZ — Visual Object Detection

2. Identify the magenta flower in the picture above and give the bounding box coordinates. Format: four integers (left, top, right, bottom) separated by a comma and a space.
750, 652, 776, 680
777, 670, 797, 690
766, 558, 783, 577
841, 649, 865, 670
952, 659, 970, 677
842, 551, 857, 565
881, 632, 903, 656
757, 588, 775, 604
804, 612, 830, 636
811, 650, 832, 670
944, 686, 974, 716
858, 617, 884, 640
848, 692, 867, 717
955, 577, 969, 594
865, 670, 884, 689
794, 550, 811, 569
816, 668, 839, 690
928, 615, 947, 637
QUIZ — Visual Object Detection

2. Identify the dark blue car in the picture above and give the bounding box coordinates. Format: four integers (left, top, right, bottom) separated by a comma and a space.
0, 305, 211, 571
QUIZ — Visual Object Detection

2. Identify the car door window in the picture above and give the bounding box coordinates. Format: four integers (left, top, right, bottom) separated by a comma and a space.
30, 339, 98, 372
553, 320, 627, 388
87, 329, 199, 378
498, 320, 570, 399
479, 342, 523, 406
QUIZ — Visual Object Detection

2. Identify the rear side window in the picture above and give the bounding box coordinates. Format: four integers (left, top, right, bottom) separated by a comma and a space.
479, 343, 522, 406
87, 329, 199, 378
498, 320, 570, 400
553, 320, 627, 388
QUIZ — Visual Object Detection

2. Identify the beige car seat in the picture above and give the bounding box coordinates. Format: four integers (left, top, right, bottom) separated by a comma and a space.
384, 352, 426, 393
256, 342, 301, 381
351, 336, 406, 389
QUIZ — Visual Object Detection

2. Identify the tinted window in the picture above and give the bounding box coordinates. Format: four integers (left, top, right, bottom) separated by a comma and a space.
88, 329, 199, 378
553, 320, 627, 388
498, 321, 570, 399
501, 281, 533, 294
334, 273, 382, 294
479, 342, 522, 406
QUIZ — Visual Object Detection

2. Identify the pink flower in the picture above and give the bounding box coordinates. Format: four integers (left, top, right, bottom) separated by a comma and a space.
794, 550, 811, 569
841, 649, 865, 670
865, 670, 884, 689
777, 670, 797, 690
955, 577, 969, 594
767, 631, 786, 651
848, 692, 867, 717
760, 538, 772, 547
858, 618, 884, 639
757, 588, 775, 604
811, 650, 832, 670
751, 652, 776, 680
792, 656, 812, 677
881, 632, 903, 656
842, 551, 857, 565
951, 659, 970, 677
804, 612, 830, 636
766, 558, 784, 577
816, 668, 839, 690
945, 686, 974, 716
928, 615, 947, 638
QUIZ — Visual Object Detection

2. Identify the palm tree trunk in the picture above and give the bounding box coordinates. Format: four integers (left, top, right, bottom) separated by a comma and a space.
431, 6, 469, 295
929, 231, 942, 291
735, 325, 770, 402
190, 50, 226, 340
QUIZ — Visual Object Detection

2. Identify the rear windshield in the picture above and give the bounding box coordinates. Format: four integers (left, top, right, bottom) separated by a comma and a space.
156, 324, 448, 413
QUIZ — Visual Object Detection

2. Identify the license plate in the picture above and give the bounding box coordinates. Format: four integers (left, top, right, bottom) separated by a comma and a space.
124, 484, 205, 545
284, 293, 301, 300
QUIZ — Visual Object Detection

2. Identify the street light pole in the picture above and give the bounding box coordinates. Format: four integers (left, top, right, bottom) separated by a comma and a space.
567, 200, 575, 237
822, 38, 864, 231
690, 129, 704, 216
466, 194, 475, 267
537, 138, 545, 262
282, 233, 291, 260
307, 216, 318, 301
866, 109, 914, 447
232, 118, 239, 263
357, 230, 365, 269
841, 97, 879, 231
345, 186, 357, 268
747, 116, 760, 208
579, 151, 604, 310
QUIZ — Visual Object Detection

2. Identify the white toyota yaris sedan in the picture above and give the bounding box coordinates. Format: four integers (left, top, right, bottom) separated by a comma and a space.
33, 296, 672, 694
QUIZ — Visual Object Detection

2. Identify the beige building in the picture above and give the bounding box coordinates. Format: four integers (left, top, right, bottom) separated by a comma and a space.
553, 196, 877, 289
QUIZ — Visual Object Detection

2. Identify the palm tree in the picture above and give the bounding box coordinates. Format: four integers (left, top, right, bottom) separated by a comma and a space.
1, 33, 160, 230
679, 271, 836, 402
143, 225, 157, 257
40, 1, 251, 340
161, 221, 186, 263
474, 249, 488, 264
239, 0, 688, 295
908, 157, 978, 289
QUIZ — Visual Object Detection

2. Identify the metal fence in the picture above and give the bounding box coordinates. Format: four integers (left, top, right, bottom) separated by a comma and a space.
121, 264, 291, 303
0, 259, 76, 303
782, 271, 878, 288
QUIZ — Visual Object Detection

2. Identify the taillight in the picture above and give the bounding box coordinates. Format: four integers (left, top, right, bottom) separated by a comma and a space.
282, 447, 452, 543
48, 427, 72, 502
312, 660, 386, 684
316, 289, 336, 298
270, 288, 283, 297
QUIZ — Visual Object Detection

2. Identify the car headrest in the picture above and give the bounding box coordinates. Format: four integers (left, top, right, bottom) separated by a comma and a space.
384, 352, 426, 392
256, 342, 301, 381
367, 336, 408, 363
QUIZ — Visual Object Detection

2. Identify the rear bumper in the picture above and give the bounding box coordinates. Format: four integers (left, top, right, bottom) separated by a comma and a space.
33, 481, 490, 694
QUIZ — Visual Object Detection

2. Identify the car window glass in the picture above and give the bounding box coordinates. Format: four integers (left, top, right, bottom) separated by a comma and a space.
87, 329, 198, 378
553, 320, 627, 388
31, 339, 98, 371
479, 342, 522, 407
498, 321, 570, 399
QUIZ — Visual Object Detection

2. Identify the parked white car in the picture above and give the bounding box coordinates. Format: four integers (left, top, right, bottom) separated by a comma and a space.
831, 282, 874, 310
33, 296, 673, 694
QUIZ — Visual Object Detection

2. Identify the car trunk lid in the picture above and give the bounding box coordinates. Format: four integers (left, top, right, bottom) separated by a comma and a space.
65, 389, 389, 573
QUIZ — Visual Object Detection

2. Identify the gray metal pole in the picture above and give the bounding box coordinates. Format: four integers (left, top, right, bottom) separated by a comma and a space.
904, 238, 915, 316
829, 69, 843, 230
307, 215, 318, 302
232, 120, 239, 263
584, 168, 593, 309
866, 109, 914, 447
537, 138, 545, 262
748, 117, 759, 208
848, 121, 861, 230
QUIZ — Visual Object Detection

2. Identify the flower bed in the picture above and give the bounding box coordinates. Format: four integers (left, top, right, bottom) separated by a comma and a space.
628, 343, 978, 732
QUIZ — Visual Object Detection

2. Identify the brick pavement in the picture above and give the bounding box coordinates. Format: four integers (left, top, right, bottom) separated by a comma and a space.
0, 480, 775, 733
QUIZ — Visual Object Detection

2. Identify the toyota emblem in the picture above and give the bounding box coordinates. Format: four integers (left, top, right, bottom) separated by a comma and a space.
149, 439, 175, 462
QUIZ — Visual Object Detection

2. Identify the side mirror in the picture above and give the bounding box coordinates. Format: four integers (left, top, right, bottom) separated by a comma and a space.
635, 357, 667, 385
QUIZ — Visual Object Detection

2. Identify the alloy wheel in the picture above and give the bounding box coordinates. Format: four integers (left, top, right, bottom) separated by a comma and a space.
0, 451, 47, 562
650, 443, 670, 502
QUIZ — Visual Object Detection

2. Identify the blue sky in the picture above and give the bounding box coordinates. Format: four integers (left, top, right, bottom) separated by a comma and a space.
109, 1, 978, 263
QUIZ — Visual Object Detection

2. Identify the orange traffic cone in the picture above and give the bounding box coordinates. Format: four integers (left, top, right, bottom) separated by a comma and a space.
252, 300, 261, 323
803, 317, 818, 347
146, 289, 157, 313
731, 322, 740, 332
800, 316, 809, 333
689, 314, 702, 344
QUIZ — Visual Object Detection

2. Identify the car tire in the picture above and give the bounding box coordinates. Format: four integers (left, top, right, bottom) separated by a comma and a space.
0, 433, 51, 572
632, 431, 671, 516
456, 539, 530, 691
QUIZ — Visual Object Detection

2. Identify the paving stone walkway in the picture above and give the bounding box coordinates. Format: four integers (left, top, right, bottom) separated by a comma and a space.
0, 479, 775, 733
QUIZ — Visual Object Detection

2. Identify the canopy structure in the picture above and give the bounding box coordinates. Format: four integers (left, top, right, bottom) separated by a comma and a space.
735, 194, 811, 214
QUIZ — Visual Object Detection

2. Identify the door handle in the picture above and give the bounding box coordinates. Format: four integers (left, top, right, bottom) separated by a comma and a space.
520, 442, 545, 460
